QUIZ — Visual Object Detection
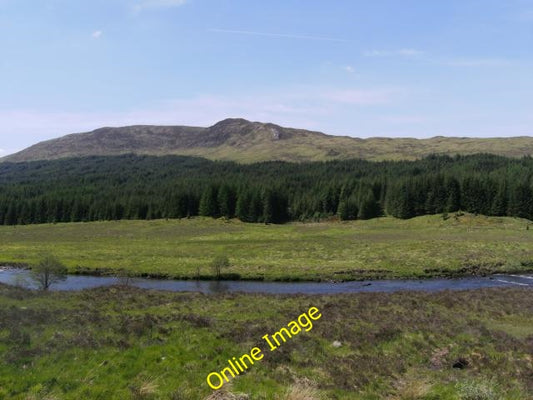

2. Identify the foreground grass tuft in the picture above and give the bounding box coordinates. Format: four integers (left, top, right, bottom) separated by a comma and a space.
456, 379, 500, 400
284, 384, 321, 400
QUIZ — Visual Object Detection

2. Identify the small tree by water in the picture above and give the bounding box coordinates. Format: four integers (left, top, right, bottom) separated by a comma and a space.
30, 255, 68, 290
210, 255, 230, 280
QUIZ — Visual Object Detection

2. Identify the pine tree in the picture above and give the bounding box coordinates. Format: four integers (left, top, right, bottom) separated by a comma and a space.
262, 189, 274, 224
445, 178, 461, 212
337, 198, 358, 220
218, 185, 236, 218
5, 202, 17, 225
235, 191, 251, 222
389, 183, 415, 219
491, 182, 508, 216
358, 191, 380, 220
508, 183, 533, 219
249, 190, 263, 223
71, 199, 85, 222
199, 186, 219, 217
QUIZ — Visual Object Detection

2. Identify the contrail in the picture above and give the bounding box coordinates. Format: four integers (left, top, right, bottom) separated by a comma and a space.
208, 28, 348, 42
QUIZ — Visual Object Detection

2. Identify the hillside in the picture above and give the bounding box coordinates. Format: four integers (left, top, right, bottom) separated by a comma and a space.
3, 118, 533, 163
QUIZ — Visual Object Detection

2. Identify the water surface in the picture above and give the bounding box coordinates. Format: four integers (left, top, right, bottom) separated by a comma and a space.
0, 268, 531, 294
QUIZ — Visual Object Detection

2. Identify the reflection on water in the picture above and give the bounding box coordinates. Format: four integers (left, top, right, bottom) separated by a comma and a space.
0, 268, 531, 294
207, 281, 230, 293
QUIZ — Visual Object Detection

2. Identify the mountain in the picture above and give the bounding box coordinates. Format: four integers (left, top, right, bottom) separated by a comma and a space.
3, 118, 533, 163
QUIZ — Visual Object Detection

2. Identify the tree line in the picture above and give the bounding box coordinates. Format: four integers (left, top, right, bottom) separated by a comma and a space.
0, 153, 532, 225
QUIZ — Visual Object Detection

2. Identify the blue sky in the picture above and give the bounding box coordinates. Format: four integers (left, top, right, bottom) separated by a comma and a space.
1, 0, 532, 155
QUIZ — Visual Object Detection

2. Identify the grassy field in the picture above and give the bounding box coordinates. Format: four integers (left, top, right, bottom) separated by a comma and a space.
0, 284, 531, 399
0, 213, 532, 281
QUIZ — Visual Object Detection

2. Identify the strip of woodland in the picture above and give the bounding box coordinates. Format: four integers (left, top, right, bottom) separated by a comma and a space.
0, 153, 532, 225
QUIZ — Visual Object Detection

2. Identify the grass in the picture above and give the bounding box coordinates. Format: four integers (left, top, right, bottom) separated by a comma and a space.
0, 213, 532, 281
173, 135, 533, 163
0, 284, 531, 399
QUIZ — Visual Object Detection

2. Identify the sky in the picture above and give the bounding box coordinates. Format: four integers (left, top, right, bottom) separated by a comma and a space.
1, 0, 532, 156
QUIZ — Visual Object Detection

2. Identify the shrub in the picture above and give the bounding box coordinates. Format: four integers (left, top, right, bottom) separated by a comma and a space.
30, 255, 67, 291
210, 255, 230, 279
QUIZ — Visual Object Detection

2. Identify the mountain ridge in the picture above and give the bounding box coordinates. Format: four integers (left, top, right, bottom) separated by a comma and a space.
3, 118, 533, 163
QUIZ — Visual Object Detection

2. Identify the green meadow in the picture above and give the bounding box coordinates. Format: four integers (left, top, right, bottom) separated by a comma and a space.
0, 213, 532, 280
0, 284, 531, 399
1, 212, 532, 399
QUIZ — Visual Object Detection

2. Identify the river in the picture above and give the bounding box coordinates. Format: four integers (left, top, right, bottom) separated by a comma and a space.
0, 268, 532, 294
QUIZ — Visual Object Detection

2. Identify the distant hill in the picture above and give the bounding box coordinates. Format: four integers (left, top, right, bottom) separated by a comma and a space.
3, 118, 533, 163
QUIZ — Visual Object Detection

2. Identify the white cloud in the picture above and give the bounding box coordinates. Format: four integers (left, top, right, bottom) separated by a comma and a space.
0, 86, 398, 146
91, 30, 102, 39
342, 65, 355, 73
363, 48, 424, 57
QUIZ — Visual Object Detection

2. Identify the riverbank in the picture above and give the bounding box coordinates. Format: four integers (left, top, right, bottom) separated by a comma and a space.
0, 214, 532, 281
5, 264, 533, 283
1, 267, 532, 293
0, 283, 531, 399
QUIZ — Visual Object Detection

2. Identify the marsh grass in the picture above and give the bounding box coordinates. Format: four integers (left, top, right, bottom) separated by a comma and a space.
0, 214, 532, 281
456, 379, 500, 400
0, 284, 531, 399
284, 384, 322, 400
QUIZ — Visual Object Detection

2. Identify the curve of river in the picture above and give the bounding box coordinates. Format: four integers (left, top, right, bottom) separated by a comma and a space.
0, 268, 532, 294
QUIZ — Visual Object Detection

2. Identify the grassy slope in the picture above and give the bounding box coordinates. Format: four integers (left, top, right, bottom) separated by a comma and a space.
0, 213, 532, 280
172, 136, 533, 163
7, 135, 533, 163
0, 284, 531, 399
